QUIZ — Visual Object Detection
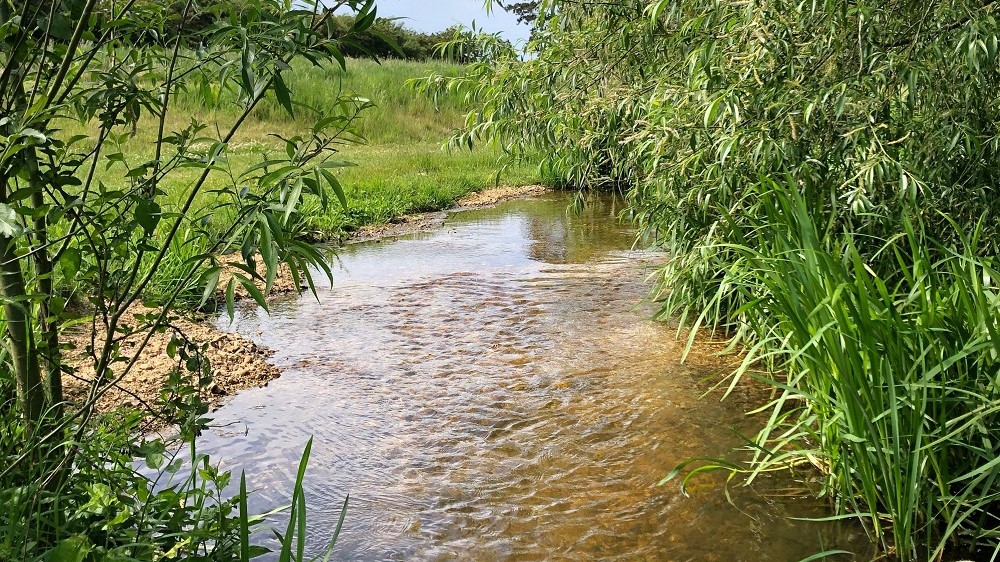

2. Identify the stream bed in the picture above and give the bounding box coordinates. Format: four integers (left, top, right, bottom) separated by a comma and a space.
204, 193, 873, 561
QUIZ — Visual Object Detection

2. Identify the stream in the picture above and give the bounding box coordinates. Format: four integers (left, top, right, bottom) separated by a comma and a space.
203, 193, 873, 561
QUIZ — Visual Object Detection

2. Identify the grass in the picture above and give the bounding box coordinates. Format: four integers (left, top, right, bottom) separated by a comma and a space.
300, 142, 538, 236
173, 57, 475, 145
664, 179, 1000, 561
61, 57, 540, 241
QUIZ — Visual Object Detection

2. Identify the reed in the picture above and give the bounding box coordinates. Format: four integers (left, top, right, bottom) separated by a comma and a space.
669, 180, 1000, 560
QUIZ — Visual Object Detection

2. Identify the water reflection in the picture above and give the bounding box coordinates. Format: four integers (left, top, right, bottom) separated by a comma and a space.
521, 193, 632, 264
203, 193, 873, 561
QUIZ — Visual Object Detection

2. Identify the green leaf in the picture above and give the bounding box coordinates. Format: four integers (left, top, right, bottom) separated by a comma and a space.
284, 178, 304, 223
703, 95, 724, 127
135, 199, 161, 236
259, 165, 299, 190
239, 472, 251, 562
199, 266, 222, 309
225, 277, 236, 321
0, 203, 23, 237
20, 128, 47, 144
326, 494, 349, 557
329, 46, 346, 71
371, 28, 404, 57
241, 40, 256, 97
273, 72, 294, 118
320, 168, 348, 209
278, 437, 313, 562
45, 535, 91, 562
146, 450, 164, 469
259, 221, 277, 293
237, 274, 268, 312
351, 5, 378, 34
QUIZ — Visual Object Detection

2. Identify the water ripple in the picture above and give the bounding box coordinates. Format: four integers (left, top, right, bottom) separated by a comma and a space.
204, 194, 872, 561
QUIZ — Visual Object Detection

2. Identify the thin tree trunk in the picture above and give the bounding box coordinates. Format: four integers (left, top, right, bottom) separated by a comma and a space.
25, 153, 62, 413
0, 231, 44, 427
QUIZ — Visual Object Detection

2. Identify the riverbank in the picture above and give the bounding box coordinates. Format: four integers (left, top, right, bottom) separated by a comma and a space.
58, 59, 546, 426
90, 57, 543, 307
347, 184, 548, 242
64, 185, 552, 426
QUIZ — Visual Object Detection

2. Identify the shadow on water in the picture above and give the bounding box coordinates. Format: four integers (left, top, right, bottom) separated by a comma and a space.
204, 192, 875, 561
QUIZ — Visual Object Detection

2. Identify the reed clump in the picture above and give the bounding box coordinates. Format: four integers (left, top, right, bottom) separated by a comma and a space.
663, 181, 1000, 560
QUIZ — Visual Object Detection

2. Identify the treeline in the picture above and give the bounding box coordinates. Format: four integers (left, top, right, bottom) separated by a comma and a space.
152, 0, 483, 61
420, 1, 1000, 560
325, 15, 476, 61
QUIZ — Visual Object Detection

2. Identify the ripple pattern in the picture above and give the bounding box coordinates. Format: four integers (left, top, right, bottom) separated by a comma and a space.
203, 195, 872, 561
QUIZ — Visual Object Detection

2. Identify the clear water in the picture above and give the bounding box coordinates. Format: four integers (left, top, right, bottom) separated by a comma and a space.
203, 193, 874, 561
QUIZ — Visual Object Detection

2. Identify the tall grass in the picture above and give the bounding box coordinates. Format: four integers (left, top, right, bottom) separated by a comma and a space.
668, 180, 1000, 560
0, 404, 337, 560
171, 57, 472, 145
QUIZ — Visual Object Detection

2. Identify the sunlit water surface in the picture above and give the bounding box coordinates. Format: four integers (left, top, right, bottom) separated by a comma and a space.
203, 193, 873, 561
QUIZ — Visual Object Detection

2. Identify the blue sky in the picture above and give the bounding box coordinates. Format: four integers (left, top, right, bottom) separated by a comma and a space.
374, 0, 530, 43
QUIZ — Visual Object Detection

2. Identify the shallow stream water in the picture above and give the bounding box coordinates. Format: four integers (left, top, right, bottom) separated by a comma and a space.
206, 193, 873, 561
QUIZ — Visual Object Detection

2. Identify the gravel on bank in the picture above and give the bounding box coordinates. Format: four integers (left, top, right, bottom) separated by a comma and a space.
347, 184, 549, 243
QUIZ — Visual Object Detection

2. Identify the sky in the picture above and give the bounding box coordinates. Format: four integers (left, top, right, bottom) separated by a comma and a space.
374, 0, 531, 43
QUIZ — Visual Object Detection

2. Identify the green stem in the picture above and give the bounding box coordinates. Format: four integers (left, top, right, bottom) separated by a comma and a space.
25, 152, 62, 412
0, 221, 44, 427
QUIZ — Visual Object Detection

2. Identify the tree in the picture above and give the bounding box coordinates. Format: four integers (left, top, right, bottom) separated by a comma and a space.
0, 0, 379, 556
320, 15, 487, 60
497, 1, 539, 24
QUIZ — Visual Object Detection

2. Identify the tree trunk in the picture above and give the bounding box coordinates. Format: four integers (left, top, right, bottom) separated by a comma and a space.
0, 232, 44, 427
25, 152, 62, 413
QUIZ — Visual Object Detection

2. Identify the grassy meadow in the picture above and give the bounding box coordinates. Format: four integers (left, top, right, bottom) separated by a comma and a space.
67, 58, 540, 240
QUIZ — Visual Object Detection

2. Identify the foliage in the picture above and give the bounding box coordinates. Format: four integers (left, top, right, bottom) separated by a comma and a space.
1, 336, 337, 561
149, 2, 484, 62
666, 181, 1000, 560
430, 0, 1000, 559
323, 15, 472, 61
57, 55, 540, 252
496, 1, 541, 24
0, 0, 377, 558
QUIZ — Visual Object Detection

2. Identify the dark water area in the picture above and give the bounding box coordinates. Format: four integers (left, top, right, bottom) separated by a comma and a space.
204, 193, 874, 561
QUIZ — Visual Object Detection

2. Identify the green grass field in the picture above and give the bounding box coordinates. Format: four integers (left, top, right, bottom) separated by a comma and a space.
247, 59, 541, 236
301, 143, 538, 236
66, 58, 540, 240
